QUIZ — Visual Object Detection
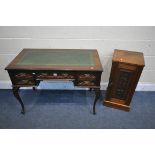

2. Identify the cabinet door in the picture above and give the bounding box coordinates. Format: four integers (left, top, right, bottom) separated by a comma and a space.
106, 63, 138, 105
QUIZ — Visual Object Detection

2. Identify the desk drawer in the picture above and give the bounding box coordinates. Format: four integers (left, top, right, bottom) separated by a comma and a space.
36, 72, 75, 80
12, 73, 36, 85
76, 72, 98, 87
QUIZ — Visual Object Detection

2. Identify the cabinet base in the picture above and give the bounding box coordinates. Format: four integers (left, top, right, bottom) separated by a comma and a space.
103, 100, 130, 112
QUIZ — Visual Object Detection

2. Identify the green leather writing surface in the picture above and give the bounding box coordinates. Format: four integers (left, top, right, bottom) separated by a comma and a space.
16, 50, 95, 66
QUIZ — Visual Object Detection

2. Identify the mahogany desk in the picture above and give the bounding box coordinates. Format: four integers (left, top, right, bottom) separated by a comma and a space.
5, 49, 103, 114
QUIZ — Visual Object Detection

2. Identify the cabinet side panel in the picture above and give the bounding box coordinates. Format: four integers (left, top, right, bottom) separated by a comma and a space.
105, 62, 118, 101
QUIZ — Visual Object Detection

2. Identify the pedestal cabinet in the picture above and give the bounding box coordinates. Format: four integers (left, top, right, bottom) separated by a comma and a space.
104, 49, 145, 111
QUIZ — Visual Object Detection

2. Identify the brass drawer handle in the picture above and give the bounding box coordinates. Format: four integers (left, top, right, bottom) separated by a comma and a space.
53, 73, 58, 76
78, 81, 95, 86
15, 73, 33, 78
79, 74, 96, 79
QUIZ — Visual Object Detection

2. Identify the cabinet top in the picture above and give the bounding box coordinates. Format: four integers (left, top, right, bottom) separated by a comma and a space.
113, 49, 145, 66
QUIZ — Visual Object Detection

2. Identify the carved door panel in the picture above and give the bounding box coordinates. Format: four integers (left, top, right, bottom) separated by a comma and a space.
107, 63, 138, 105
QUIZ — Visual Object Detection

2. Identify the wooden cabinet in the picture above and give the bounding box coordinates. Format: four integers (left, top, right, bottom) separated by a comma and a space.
104, 49, 145, 111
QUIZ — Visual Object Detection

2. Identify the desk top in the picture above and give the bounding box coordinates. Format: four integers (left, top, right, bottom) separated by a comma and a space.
6, 49, 103, 71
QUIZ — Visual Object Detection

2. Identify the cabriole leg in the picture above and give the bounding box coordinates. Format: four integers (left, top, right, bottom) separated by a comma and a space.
12, 86, 25, 114
93, 88, 100, 115
33, 86, 36, 91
